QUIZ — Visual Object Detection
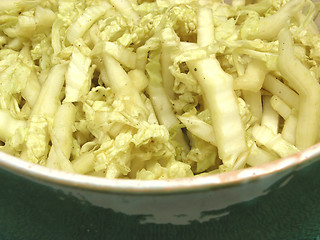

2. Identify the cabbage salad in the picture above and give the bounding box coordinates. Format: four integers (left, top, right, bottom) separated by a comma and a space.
0, 0, 319, 179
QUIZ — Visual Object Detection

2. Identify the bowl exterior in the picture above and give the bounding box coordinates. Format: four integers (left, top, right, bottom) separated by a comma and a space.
1, 155, 320, 240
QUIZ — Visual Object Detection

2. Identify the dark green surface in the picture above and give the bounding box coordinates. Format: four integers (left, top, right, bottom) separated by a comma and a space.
1, 159, 320, 240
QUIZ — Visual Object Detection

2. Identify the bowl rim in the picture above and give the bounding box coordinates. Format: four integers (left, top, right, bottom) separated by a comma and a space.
1, 143, 320, 194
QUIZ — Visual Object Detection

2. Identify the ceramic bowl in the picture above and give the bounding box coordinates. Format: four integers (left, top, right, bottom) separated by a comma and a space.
1, 5, 320, 240
2, 143, 320, 240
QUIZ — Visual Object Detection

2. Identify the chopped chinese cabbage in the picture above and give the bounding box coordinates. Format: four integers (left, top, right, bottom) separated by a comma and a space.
0, 0, 320, 179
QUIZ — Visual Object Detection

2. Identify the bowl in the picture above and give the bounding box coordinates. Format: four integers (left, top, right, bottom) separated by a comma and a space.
2, 138, 320, 240
1, 3, 320, 240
